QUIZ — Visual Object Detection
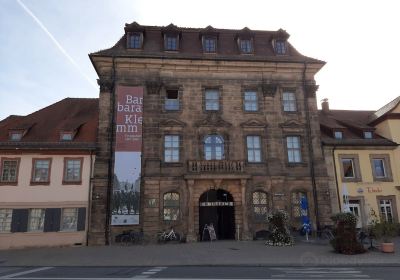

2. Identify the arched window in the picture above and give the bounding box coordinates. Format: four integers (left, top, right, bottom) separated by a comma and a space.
163, 192, 180, 221
291, 191, 307, 219
252, 191, 268, 221
204, 135, 224, 160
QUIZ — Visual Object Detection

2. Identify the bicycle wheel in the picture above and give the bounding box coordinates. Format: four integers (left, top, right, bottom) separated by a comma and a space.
174, 233, 181, 242
121, 235, 132, 245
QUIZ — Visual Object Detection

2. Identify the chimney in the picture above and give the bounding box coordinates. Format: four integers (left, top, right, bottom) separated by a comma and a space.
321, 98, 329, 113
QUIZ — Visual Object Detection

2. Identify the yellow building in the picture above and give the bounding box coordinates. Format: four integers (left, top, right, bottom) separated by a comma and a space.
320, 97, 400, 228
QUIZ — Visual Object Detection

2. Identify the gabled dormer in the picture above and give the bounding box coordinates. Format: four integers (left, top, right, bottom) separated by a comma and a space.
271, 28, 290, 55
59, 120, 84, 142
236, 27, 255, 54
8, 122, 34, 141
125, 21, 145, 49
162, 23, 181, 52
200, 25, 219, 54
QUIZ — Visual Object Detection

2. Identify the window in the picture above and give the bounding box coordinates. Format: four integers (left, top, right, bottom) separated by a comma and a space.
28, 209, 45, 232
247, 136, 261, 162
10, 132, 23, 141
128, 33, 142, 49
275, 40, 287, 55
165, 35, 178, 51
364, 131, 373, 139
1, 158, 19, 183
165, 90, 179, 110
282, 92, 297, 112
60, 132, 73, 141
203, 37, 216, 53
291, 192, 307, 218
240, 39, 252, 53
63, 158, 82, 183
334, 131, 343, 139
373, 159, 386, 178
163, 192, 180, 221
252, 191, 268, 221
342, 159, 355, 178
61, 208, 78, 231
244, 91, 258, 111
164, 135, 180, 162
286, 136, 301, 163
31, 159, 51, 183
204, 135, 224, 160
205, 89, 219, 111
380, 200, 393, 223
0, 209, 12, 232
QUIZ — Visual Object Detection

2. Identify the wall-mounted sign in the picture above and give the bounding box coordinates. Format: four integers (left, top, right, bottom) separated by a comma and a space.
111, 86, 143, 225
367, 187, 382, 193
357, 188, 364, 194
200, 202, 234, 207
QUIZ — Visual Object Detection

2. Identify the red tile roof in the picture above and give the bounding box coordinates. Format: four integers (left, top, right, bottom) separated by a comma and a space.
0, 98, 98, 150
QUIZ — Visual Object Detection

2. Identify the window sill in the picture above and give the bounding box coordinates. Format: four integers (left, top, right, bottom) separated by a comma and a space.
373, 177, 393, 182
30, 181, 50, 186
62, 181, 82, 185
0, 181, 18, 186
162, 162, 183, 167
287, 162, 307, 167
342, 178, 362, 183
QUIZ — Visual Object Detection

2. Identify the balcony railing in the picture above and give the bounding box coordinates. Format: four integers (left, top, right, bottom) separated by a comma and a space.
188, 160, 245, 173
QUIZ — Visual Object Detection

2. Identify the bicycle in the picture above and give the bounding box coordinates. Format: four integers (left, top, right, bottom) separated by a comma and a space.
118, 230, 145, 245
318, 226, 334, 241
157, 227, 181, 243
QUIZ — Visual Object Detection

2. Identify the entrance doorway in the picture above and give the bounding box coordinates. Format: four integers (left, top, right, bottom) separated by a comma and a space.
199, 189, 235, 240
349, 200, 362, 229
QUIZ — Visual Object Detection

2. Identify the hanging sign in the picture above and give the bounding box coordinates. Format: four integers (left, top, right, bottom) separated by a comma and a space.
111, 86, 143, 225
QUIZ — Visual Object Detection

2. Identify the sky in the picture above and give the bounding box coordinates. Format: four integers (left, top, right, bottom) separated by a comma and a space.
1, 0, 400, 120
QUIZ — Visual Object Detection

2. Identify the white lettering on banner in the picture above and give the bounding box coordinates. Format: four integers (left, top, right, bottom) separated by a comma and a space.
116, 124, 138, 133
200, 201, 234, 207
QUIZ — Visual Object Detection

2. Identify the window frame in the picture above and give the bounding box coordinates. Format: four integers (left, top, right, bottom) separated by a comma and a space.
27, 208, 45, 232
252, 191, 269, 222
274, 40, 287, 55
163, 192, 180, 221
334, 131, 343, 139
62, 157, 83, 185
246, 135, 262, 163
0, 157, 21, 185
60, 208, 79, 232
202, 36, 217, 53
164, 135, 180, 163
286, 136, 302, 164
127, 32, 143, 49
0, 208, 13, 232
30, 158, 52, 185
238, 38, 253, 54
376, 196, 398, 223
338, 154, 362, 182
291, 191, 308, 220
164, 34, 179, 51
204, 88, 220, 111
243, 90, 259, 112
204, 134, 225, 160
370, 154, 393, 182
164, 89, 180, 111
282, 91, 297, 112
341, 158, 355, 179
364, 131, 373, 139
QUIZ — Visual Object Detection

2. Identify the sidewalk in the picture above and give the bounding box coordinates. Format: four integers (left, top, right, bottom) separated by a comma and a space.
1, 238, 399, 267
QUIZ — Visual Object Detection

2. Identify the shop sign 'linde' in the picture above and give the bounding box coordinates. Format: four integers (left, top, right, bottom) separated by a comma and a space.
111, 86, 143, 225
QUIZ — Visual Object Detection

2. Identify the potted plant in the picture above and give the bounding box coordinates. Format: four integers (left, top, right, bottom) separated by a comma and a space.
371, 220, 399, 253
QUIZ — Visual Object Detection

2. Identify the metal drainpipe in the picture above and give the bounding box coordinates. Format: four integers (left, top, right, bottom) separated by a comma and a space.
86, 150, 94, 246
105, 56, 116, 245
332, 145, 342, 212
302, 62, 321, 231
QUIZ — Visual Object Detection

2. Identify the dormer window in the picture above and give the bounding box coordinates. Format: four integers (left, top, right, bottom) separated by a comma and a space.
334, 131, 343, 139
164, 34, 179, 51
9, 131, 23, 141
128, 32, 143, 49
364, 131, 373, 139
274, 40, 287, 55
203, 37, 217, 53
239, 38, 253, 54
60, 131, 74, 141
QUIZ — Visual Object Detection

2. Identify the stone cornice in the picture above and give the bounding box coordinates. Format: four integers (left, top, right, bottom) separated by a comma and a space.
97, 79, 113, 92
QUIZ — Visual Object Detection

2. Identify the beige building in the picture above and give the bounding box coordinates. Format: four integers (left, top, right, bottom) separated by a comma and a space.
88, 22, 332, 244
320, 98, 400, 228
0, 98, 97, 249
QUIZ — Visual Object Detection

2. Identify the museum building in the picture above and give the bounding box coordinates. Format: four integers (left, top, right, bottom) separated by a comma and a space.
88, 22, 333, 244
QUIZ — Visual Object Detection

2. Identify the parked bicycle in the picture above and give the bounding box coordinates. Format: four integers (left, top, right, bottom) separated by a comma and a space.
318, 225, 335, 241
157, 227, 181, 243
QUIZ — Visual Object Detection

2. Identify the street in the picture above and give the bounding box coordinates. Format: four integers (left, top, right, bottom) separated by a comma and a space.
0, 265, 398, 280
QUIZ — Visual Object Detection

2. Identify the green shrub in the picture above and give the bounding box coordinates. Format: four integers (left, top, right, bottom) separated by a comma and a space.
265, 210, 294, 246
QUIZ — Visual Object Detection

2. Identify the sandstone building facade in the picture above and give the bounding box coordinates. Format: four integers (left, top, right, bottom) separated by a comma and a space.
88, 22, 333, 244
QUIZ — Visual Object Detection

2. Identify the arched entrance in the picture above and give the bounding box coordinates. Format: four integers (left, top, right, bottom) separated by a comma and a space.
199, 189, 235, 240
